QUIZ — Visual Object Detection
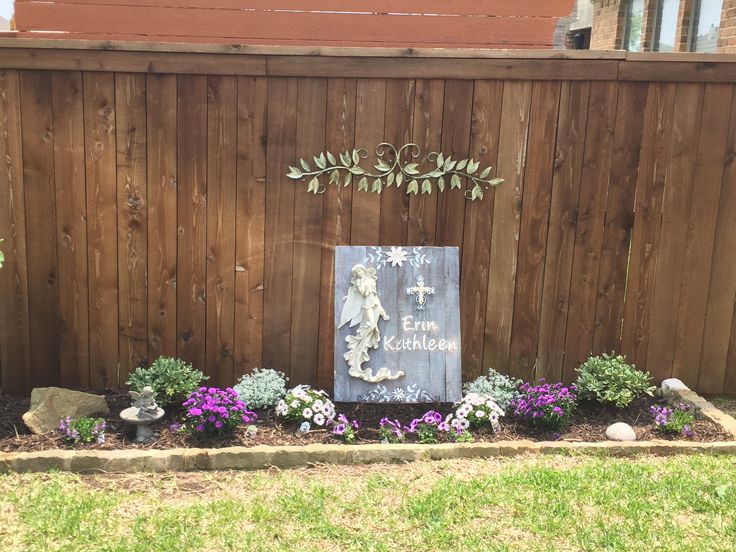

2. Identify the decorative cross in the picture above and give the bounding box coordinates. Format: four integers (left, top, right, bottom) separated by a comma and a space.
406, 275, 436, 310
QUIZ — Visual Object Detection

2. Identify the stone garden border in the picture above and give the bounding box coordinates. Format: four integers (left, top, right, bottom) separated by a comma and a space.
1, 383, 735, 474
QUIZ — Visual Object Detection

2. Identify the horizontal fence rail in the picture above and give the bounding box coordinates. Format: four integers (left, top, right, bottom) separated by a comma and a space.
0, 43, 735, 395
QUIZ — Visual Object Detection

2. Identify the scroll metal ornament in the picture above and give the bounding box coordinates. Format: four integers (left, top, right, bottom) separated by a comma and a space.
287, 143, 504, 201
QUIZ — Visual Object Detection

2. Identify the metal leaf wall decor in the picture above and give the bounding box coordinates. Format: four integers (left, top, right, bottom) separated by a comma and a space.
287, 143, 504, 201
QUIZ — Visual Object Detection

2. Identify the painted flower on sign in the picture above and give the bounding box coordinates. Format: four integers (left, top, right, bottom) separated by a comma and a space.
386, 246, 408, 267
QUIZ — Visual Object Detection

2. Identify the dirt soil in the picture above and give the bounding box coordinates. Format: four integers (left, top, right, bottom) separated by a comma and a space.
0, 390, 730, 453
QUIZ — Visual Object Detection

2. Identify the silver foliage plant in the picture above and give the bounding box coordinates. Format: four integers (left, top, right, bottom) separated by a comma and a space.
463, 369, 522, 412
233, 368, 289, 410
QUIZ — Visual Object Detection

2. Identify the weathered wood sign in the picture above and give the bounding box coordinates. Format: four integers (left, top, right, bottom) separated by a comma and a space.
334, 246, 461, 403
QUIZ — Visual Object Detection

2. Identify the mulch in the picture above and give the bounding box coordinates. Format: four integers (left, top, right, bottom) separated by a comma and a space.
0, 390, 731, 453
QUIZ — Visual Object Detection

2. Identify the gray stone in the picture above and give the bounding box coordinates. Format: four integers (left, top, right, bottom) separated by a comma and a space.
661, 378, 689, 396
23, 387, 110, 435
605, 422, 637, 442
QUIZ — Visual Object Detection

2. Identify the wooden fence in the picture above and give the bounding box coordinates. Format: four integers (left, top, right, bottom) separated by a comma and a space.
1, 41, 736, 395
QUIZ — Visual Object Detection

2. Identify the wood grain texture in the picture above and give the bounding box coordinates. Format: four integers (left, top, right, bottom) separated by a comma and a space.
234, 76, 267, 377
318, 78, 357, 394
536, 81, 590, 382
379, 79, 414, 246
459, 80, 502, 381
670, 84, 733, 387
620, 83, 676, 371
645, 84, 705, 385
263, 78, 297, 375
175, 74, 206, 369
591, 82, 647, 355
483, 81, 531, 375
115, 73, 147, 381
508, 80, 561, 381
435, 80, 473, 249
21, 71, 61, 388
51, 71, 89, 388
206, 75, 238, 387
699, 88, 736, 394
84, 72, 119, 388
561, 81, 619, 383
349, 79, 386, 246
0, 70, 31, 393
147, 73, 178, 361
290, 77, 327, 386
407, 79, 444, 246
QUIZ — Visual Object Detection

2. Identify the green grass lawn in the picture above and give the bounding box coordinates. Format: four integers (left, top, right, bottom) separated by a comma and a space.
0, 454, 734, 551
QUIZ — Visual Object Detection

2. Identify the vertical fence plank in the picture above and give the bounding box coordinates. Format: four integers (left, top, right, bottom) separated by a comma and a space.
317, 77, 356, 393
459, 80, 502, 381
592, 82, 647, 356
537, 81, 590, 382
727, 317, 736, 394
670, 83, 734, 388
115, 73, 147, 382
483, 81, 531, 375
21, 71, 61, 388
234, 76, 267, 377
0, 70, 31, 394
147, 74, 178, 363
379, 79, 415, 246
51, 71, 89, 388
263, 77, 297, 375
509, 80, 561, 381
290, 78, 327, 386
646, 83, 705, 384
561, 81, 619, 383
407, 79, 444, 247
350, 79, 386, 246
84, 72, 119, 388
699, 88, 736, 395
620, 83, 676, 371
175, 75, 206, 369
435, 80, 473, 248
206, 75, 238, 387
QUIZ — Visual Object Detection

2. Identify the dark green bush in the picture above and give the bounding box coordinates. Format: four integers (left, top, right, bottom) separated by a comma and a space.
126, 356, 208, 407
575, 353, 655, 408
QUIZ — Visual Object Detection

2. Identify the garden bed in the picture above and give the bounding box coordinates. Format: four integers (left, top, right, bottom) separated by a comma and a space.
0, 390, 730, 454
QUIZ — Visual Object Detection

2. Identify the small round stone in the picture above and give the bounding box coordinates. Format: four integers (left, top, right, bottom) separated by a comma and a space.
605, 422, 637, 442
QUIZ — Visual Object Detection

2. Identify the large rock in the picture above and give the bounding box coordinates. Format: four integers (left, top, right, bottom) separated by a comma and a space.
22, 387, 110, 435
661, 378, 689, 397
605, 422, 637, 442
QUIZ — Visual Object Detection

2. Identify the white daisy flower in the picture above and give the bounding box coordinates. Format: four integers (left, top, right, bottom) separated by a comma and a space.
313, 413, 326, 426
291, 400, 300, 409
475, 410, 485, 417
386, 246, 408, 267
302, 408, 313, 419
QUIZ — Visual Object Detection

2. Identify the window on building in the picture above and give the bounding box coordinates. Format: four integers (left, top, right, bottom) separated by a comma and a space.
653, 0, 679, 52
689, 0, 723, 52
622, 0, 646, 51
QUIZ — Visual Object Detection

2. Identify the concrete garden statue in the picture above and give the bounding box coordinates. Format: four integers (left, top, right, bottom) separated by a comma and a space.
120, 386, 165, 443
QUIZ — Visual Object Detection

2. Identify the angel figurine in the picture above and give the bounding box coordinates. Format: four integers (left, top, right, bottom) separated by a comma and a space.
338, 264, 404, 383
129, 386, 161, 420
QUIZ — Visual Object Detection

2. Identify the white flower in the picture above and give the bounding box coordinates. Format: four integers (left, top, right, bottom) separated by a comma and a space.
303, 395, 313, 403
475, 410, 485, 418
312, 400, 324, 412
302, 408, 313, 419
313, 413, 326, 426
290, 400, 300, 409
386, 246, 408, 267
276, 401, 288, 416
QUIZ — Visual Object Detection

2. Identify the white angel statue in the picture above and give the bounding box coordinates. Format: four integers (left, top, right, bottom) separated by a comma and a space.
338, 264, 404, 383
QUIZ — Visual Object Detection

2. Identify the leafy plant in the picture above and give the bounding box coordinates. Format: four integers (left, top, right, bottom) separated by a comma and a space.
58, 416, 106, 444
181, 387, 256, 436
126, 357, 208, 407
330, 414, 359, 444
511, 380, 577, 431
379, 418, 405, 443
651, 403, 695, 437
275, 385, 336, 427
444, 393, 504, 433
287, 143, 503, 202
233, 368, 288, 410
463, 369, 522, 412
575, 353, 655, 408
406, 411, 444, 444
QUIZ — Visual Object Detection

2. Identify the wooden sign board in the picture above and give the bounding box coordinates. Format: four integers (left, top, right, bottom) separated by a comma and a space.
333, 246, 461, 403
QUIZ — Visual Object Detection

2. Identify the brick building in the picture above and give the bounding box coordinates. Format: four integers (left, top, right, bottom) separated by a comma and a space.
571, 0, 735, 52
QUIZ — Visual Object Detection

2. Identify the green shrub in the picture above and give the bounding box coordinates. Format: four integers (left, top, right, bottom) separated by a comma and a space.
126, 356, 208, 407
463, 369, 521, 412
575, 353, 655, 408
233, 368, 288, 410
